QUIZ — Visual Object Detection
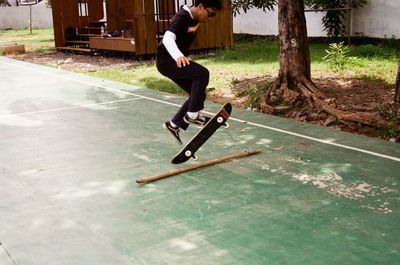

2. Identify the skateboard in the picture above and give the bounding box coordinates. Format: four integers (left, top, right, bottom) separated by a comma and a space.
171, 103, 232, 164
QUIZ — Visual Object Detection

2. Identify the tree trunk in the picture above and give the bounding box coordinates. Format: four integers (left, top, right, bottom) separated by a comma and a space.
278, 0, 310, 81
260, 0, 392, 128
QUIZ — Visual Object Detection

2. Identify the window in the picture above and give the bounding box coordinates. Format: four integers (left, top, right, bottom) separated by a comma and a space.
78, 0, 88, 17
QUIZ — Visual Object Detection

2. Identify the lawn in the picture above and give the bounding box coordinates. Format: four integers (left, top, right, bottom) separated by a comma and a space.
0, 28, 55, 53
1, 28, 397, 91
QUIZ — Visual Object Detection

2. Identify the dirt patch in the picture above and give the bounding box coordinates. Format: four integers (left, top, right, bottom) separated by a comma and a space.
210, 75, 399, 142
8, 51, 400, 142
308, 75, 397, 139
213, 74, 399, 141
8, 50, 146, 72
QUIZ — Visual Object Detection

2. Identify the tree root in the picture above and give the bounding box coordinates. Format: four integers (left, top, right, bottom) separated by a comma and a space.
262, 75, 396, 128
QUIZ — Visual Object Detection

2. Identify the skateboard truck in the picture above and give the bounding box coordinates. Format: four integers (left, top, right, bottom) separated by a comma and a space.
184, 150, 198, 160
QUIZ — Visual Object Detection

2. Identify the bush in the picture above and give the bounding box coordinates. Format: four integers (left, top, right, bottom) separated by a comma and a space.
322, 42, 350, 70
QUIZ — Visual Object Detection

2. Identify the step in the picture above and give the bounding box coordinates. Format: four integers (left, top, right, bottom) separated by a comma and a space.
57, 46, 92, 53
76, 33, 100, 37
65, 40, 90, 45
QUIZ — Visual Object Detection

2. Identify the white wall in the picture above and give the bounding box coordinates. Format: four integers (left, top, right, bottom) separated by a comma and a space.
0, 0, 398, 38
0, 1, 52, 29
233, 8, 327, 37
233, 0, 400, 39
352, 0, 400, 38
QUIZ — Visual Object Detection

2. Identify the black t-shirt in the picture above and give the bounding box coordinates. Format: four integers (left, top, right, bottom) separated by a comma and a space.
157, 6, 199, 62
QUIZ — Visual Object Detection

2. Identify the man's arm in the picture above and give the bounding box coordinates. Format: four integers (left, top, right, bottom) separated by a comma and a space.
162, 31, 190, 68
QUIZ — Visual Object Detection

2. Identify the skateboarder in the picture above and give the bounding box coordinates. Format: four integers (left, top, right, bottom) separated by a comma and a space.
156, 0, 223, 144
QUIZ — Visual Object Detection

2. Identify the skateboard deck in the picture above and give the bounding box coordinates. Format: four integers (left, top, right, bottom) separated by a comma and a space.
171, 103, 232, 164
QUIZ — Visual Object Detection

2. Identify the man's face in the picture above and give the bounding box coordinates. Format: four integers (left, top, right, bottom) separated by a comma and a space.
198, 4, 218, 22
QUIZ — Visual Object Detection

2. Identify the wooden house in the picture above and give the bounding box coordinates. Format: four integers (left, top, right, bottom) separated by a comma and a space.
50, 0, 233, 55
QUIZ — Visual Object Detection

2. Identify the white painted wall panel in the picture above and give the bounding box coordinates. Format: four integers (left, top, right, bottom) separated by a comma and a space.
233, 8, 327, 37
233, 0, 400, 39
0, 2, 52, 29
0, 0, 398, 39
352, 0, 400, 38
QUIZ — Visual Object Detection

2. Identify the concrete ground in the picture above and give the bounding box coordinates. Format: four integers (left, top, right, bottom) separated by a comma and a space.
1, 57, 399, 265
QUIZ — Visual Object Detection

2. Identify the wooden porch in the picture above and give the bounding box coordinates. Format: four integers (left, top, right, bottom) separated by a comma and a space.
51, 0, 233, 56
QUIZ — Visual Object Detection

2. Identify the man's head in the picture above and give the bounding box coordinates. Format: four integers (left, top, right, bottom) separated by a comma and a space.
195, 0, 223, 11
193, 0, 223, 22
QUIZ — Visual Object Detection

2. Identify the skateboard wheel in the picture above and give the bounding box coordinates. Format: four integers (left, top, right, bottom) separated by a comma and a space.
217, 117, 224, 123
191, 155, 198, 161
185, 150, 192, 157
223, 122, 229, 129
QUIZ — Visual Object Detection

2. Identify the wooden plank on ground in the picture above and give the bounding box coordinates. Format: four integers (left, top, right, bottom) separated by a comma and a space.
57, 46, 92, 53
1, 44, 25, 54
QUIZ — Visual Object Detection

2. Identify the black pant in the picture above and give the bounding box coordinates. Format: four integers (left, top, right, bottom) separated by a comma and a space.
157, 59, 209, 130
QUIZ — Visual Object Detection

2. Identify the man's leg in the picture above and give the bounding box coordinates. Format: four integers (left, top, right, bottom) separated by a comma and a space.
187, 64, 209, 113
162, 62, 209, 129
167, 79, 191, 130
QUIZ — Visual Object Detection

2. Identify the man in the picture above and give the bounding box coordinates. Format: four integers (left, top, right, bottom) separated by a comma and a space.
156, 0, 223, 144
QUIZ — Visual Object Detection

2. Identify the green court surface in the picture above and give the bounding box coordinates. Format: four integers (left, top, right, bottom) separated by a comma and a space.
0, 56, 399, 265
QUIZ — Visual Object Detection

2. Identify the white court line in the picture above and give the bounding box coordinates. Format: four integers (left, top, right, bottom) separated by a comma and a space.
1, 59, 400, 162
0, 98, 141, 118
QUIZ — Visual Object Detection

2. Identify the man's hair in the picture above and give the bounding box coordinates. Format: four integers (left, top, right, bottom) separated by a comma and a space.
195, 0, 223, 11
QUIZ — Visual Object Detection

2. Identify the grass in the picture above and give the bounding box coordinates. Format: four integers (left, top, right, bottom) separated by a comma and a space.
1, 28, 398, 90
88, 65, 185, 95
0, 28, 55, 52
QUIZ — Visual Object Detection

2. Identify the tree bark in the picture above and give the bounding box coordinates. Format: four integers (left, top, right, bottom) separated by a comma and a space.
278, 0, 310, 81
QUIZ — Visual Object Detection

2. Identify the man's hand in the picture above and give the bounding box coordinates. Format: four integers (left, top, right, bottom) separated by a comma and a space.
176, 56, 190, 68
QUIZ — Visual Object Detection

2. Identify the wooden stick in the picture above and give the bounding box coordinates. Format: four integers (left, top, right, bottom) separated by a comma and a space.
136, 149, 262, 184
